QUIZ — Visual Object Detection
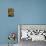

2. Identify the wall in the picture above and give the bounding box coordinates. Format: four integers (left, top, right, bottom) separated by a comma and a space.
0, 0, 46, 44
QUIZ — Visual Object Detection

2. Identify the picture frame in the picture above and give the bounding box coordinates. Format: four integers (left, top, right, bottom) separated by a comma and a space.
8, 8, 14, 17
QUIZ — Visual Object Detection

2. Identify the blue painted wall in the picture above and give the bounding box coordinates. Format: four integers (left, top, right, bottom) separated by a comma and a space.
0, 0, 46, 44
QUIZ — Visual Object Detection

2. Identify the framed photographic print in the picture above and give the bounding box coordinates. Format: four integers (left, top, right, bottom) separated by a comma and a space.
18, 24, 46, 46
18, 24, 46, 41
8, 8, 14, 17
